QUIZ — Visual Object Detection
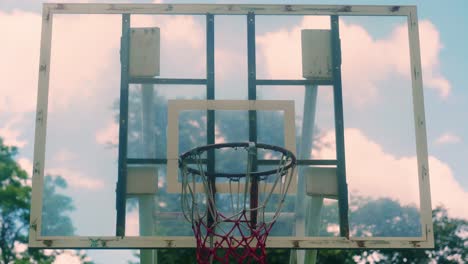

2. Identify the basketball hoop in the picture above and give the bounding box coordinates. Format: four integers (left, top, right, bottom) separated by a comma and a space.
179, 142, 297, 264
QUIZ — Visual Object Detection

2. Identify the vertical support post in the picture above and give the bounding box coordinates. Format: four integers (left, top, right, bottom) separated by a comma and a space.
139, 197, 156, 263
247, 12, 258, 227
304, 198, 323, 263
247, 12, 257, 144
116, 13, 131, 237
140, 84, 157, 263
330, 15, 349, 238
290, 84, 319, 264
206, 14, 216, 229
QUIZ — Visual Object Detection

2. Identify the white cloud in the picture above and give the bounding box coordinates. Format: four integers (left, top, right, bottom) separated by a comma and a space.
435, 132, 461, 145
0, 10, 121, 113
13, 241, 28, 259
14, 242, 89, 263
46, 167, 105, 190
216, 48, 247, 83
126, 206, 164, 236
0, 11, 40, 113
54, 250, 92, 264
96, 121, 119, 146
256, 17, 451, 106
53, 149, 77, 163
256, 16, 330, 80
17, 157, 32, 174
1, 8, 450, 123
0, 10, 205, 115
40, 148, 102, 193
418, 21, 451, 98
0, 115, 28, 148
326, 223, 340, 236
383, 20, 451, 99
48, 14, 122, 111
126, 210, 140, 236
17, 157, 33, 186
315, 128, 468, 219
215, 125, 227, 143
159, 16, 204, 49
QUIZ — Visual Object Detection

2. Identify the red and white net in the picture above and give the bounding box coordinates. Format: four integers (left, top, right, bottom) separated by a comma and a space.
180, 143, 296, 264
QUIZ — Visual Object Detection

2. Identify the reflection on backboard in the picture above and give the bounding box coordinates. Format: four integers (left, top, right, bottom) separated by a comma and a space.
29, 3, 433, 254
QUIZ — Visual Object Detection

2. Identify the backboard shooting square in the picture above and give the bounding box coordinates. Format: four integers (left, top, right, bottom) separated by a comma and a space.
166, 100, 297, 193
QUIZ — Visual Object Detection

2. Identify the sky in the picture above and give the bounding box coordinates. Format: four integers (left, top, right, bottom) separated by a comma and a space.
1, 0, 468, 263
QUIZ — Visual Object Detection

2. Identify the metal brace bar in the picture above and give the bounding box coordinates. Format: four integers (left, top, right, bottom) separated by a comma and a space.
256, 79, 332, 86
129, 77, 207, 85
331, 15, 349, 238
116, 13, 131, 237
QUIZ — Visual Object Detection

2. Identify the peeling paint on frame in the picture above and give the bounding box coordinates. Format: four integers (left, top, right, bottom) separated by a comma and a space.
28, 3, 433, 250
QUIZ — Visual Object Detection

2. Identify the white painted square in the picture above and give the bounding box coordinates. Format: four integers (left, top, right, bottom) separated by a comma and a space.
166, 99, 297, 193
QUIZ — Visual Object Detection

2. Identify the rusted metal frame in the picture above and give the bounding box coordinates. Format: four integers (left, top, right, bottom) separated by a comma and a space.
206, 13, 216, 230
129, 78, 206, 85
127, 158, 207, 164
116, 13, 131, 237
330, 15, 350, 238
247, 12, 259, 227
126, 158, 336, 166
30, 3, 433, 250
45, 3, 412, 16
29, 235, 433, 249
267, 159, 338, 166
256, 79, 332, 86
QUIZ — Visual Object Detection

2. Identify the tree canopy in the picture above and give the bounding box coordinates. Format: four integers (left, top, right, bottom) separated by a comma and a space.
0, 138, 91, 263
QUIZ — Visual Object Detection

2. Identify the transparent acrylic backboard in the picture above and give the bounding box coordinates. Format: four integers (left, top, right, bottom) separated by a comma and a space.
29, 4, 433, 249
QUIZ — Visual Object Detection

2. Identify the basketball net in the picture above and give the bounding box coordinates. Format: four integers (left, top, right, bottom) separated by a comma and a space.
180, 142, 296, 263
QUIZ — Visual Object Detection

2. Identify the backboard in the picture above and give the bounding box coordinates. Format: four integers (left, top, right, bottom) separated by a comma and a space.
29, 3, 433, 251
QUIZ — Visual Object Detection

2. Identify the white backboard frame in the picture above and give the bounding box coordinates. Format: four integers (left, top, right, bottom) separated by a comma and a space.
29, 3, 433, 249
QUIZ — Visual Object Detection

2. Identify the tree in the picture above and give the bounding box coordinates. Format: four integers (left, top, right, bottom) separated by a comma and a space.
0, 137, 37, 263
41, 176, 76, 236
316, 198, 468, 264
0, 138, 92, 263
424, 206, 467, 263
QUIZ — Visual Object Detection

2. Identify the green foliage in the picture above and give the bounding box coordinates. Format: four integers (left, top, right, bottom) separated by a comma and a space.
374, 205, 467, 264
315, 249, 357, 264
348, 197, 421, 237
41, 176, 76, 236
158, 248, 197, 263
427, 207, 467, 263
0, 138, 36, 263
0, 138, 93, 263
316, 201, 467, 264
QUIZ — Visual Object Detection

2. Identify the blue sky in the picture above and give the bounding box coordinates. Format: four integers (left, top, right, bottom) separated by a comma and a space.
1, 0, 467, 263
